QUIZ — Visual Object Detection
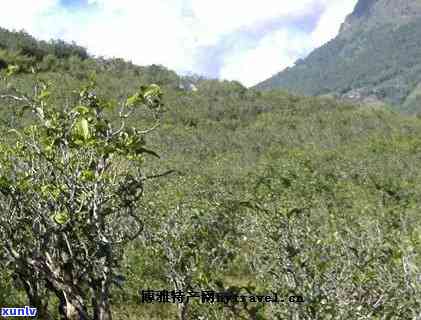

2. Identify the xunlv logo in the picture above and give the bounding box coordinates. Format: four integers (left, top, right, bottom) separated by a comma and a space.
1, 307, 37, 317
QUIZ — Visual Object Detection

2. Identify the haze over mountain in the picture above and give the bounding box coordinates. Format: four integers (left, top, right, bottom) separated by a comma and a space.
255, 0, 421, 113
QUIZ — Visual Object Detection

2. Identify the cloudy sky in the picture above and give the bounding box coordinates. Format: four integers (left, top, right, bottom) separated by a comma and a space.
0, 0, 357, 87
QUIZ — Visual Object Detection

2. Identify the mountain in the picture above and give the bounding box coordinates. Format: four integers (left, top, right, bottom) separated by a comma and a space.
340, 0, 421, 33
255, 0, 421, 113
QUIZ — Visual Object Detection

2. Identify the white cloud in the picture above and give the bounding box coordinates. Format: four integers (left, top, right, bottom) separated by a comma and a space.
188, 0, 316, 43
311, 0, 358, 47
219, 0, 359, 86
0, 0, 58, 35
219, 29, 313, 87
0, 0, 358, 87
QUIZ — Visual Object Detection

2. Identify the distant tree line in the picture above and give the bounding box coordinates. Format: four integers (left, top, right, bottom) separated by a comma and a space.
0, 27, 88, 62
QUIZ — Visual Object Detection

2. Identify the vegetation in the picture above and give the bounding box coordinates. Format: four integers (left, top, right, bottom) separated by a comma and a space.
0, 69, 167, 319
0, 27, 420, 319
255, 14, 421, 114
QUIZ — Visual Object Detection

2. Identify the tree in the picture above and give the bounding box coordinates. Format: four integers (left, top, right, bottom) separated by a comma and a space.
148, 201, 242, 320
0, 71, 166, 320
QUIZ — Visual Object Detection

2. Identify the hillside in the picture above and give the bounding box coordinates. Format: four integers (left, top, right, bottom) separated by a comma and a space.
255, 0, 421, 114
0, 27, 421, 319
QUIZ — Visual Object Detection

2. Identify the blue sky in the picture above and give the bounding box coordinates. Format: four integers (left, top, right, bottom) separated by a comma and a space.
60, 0, 90, 9
0, 0, 357, 86
60, 0, 85, 7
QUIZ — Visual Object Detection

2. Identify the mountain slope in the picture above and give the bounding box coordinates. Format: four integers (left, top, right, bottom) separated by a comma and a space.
340, 0, 421, 33
255, 0, 421, 113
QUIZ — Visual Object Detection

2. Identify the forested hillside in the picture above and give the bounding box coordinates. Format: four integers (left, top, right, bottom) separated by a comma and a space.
0, 27, 420, 320
255, 0, 421, 114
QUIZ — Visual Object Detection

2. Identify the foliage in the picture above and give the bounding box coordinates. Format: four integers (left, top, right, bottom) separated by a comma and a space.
255, 17, 421, 114
0, 72, 164, 319
0, 27, 88, 63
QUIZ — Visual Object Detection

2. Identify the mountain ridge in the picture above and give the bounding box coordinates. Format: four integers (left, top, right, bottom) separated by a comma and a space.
255, 0, 421, 113
340, 0, 421, 33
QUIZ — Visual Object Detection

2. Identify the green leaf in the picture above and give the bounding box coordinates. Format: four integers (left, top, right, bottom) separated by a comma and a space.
80, 118, 90, 140
126, 93, 141, 107
81, 170, 95, 181
38, 90, 51, 100
53, 211, 69, 225
6, 64, 19, 76
73, 139, 84, 145
143, 84, 162, 98
72, 105, 90, 115
73, 118, 91, 140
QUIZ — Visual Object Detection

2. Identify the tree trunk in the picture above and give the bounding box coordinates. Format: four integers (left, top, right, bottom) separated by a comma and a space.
18, 272, 52, 319
178, 301, 189, 320
93, 282, 112, 320
57, 291, 89, 320
28, 295, 51, 319
93, 300, 112, 320
27, 291, 51, 319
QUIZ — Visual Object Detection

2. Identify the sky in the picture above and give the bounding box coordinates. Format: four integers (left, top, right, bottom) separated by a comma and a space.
0, 0, 358, 87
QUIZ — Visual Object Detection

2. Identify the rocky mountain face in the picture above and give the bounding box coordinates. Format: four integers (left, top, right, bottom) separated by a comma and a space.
340, 0, 421, 33
255, 0, 421, 113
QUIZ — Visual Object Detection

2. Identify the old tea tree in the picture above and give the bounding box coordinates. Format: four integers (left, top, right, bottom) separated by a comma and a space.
0, 67, 170, 320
